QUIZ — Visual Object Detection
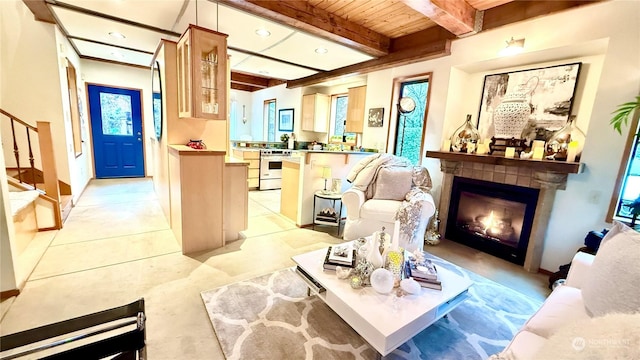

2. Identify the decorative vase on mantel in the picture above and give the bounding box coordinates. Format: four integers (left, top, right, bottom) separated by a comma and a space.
546, 115, 586, 161
493, 77, 538, 139
451, 114, 480, 152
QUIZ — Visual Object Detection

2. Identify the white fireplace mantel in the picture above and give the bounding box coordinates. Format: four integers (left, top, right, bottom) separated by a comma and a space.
426, 151, 583, 273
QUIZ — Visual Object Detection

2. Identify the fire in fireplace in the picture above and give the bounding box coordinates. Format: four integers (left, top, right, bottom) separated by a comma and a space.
446, 177, 539, 265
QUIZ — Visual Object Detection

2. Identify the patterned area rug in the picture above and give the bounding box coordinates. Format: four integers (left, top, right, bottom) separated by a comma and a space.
201, 255, 542, 360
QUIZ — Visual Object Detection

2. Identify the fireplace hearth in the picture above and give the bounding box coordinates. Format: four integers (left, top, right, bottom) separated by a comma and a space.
446, 177, 539, 265
425, 150, 583, 272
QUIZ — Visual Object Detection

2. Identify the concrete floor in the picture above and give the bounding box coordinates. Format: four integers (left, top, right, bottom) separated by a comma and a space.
0, 178, 549, 359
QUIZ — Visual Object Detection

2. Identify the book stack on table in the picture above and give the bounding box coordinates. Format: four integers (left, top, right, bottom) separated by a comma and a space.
405, 256, 442, 290
323, 244, 356, 271
316, 208, 339, 224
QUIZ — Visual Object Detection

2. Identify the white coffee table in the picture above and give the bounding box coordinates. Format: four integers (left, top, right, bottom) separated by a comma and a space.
292, 247, 473, 357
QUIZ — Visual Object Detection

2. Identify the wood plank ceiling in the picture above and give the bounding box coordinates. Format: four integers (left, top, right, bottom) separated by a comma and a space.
24, 0, 602, 91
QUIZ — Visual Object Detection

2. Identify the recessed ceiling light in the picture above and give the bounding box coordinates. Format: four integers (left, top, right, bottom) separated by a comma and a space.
111, 51, 124, 59
315, 47, 328, 54
109, 31, 126, 39
255, 29, 271, 37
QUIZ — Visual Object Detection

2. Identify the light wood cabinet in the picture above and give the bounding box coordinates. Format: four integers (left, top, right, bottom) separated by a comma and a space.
281, 160, 300, 223
232, 149, 260, 188
224, 161, 248, 242
168, 145, 225, 254
177, 24, 228, 120
345, 86, 367, 133
301, 93, 330, 132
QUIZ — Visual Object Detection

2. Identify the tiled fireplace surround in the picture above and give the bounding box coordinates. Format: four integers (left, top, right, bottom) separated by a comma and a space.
426, 151, 582, 273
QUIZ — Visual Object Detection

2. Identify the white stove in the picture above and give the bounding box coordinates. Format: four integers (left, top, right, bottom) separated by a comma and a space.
259, 149, 292, 190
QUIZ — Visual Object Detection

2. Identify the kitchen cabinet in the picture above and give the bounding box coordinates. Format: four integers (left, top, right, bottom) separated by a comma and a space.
232, 149, 260, 188
168, 145, 225, 254
177, 24, 228, 120
281, 160, 300, 223
345, 86, 367, 133
301, 93, 330, 132
224, 160, 249, 242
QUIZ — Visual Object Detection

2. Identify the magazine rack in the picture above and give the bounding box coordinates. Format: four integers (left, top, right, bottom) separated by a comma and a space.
0, 298, 146, 360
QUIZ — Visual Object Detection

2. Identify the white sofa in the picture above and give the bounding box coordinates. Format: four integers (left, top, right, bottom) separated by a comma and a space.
493, 221, 640, 359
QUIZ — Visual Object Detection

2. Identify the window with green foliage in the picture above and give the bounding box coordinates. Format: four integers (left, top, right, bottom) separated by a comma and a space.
332, 95, 348, 136
613, 126, 640, 223
394, 79, 429, 165
100, 93, 132, 136
264, 99, 276, 141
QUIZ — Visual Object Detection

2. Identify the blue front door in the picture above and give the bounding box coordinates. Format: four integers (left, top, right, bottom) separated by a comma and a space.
88, 85, 145, 178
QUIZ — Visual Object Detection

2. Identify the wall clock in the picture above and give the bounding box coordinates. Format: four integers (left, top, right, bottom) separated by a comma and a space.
398, 96, 416, 114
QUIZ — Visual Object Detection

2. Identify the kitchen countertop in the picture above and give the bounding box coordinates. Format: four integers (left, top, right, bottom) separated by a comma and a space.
232, 148, 261, 152
294, 149, 376, 155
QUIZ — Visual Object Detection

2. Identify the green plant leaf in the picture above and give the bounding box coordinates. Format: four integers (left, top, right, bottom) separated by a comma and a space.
611, 96, 640, 134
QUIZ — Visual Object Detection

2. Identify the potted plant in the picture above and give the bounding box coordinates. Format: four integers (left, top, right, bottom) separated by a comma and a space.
610, 95, 640, 134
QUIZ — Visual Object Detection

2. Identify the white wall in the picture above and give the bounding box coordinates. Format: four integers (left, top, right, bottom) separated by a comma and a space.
229, 89, 253, 140
80, 60, 154, 176
55, 28, 92, 203
0, 148, 18, 292
250, 84, 302, 141
0, 0, 70, 186
366, 0, 639, 271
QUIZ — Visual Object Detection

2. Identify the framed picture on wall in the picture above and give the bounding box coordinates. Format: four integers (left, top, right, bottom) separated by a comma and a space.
477, 62, 582, 143
367, 108, 384, 127
278, 108, 294, 132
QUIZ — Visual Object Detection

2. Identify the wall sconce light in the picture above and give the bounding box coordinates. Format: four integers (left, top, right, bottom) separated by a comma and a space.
499, 37, 525, 56
242, 105, 247, 124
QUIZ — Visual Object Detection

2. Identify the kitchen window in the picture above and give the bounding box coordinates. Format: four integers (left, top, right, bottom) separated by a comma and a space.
264, 99, 276, 142
330, 94, 354, 141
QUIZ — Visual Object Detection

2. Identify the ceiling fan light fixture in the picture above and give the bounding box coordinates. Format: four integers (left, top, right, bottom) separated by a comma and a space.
499, 37, 525, 56
255, 28, 271, 37
109, 31, 126, 39
314, 47, 328, 54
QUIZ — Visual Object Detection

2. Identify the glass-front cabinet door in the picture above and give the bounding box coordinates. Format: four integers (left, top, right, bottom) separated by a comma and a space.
177, 24, 228, 120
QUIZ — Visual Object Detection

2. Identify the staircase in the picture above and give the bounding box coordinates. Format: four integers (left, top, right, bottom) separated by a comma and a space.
1, 109, 66, 229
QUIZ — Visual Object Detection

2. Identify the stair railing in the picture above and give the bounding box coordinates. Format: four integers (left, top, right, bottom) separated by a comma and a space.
1, 109, 61, 227
3, 109, 37, 189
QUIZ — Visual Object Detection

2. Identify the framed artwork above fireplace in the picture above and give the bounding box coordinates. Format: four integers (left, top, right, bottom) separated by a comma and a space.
477, 62, 582, 144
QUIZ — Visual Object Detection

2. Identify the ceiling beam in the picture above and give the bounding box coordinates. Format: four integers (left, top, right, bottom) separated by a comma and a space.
400, 0, 476, 36
217, 0, 390, 57
231, 71, 286, 92
231, 83, 262, 92
391, 26, 456, 53
22, 0, 56, 24
287, 39, 451, 89
231, 72, 270, 88
80, 55, 149, 70
482, 0, 604, 31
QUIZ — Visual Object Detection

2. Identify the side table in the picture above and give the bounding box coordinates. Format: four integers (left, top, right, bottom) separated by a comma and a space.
313, 190, 343, 237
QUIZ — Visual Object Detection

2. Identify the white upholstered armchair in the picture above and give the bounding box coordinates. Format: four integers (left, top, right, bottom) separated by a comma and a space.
341, 155, 436, 252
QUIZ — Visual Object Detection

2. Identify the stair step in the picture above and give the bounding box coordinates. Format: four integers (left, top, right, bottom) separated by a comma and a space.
60, 195, 73, 223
